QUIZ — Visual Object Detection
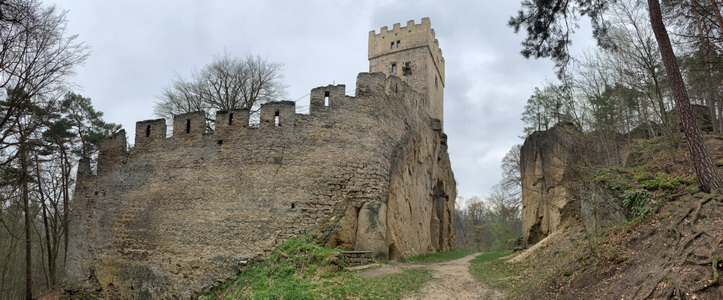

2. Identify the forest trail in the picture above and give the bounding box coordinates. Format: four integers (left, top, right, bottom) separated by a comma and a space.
363, 253, 505, 299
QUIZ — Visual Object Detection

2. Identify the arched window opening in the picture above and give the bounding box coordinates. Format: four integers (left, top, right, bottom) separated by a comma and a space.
185, 119, 191, 133
324, 91, 330, 107
145, 125, 151, 137
228, 113, 234, 125
274, 110, 280, 126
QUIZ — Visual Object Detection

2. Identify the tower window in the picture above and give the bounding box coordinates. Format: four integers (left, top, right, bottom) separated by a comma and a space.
391, 63, 397, 74
274, 110, 280, 126
435, 75, 439, 89
403, 62, 412, 76
396, 40, 400, 48
228, 113, 234, 125
324, 91, 330, 107
390, 42, 394, 49
185, 119, 191, 133
145, 125, 151, 137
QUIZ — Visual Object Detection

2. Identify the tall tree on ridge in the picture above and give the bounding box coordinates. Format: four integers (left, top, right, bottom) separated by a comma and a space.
509, 0, 722, 192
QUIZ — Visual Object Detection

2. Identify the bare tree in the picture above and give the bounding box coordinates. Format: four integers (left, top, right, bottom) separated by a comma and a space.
510, 0, 723, 192
664, 0, 723, 133
500, 144, 522, 199
648, 0, 722, 192
607, 0, 671, 132
0, 0, 88, 298
154, 53, 287, 126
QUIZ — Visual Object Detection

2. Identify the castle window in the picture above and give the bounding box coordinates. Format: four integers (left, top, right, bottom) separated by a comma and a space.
391, 63, 397, 74
228, 113, 234, 125
145, 125, 151, 137
435, 76, 438, 89
396, 40, 400, 48
324, 91, 330, 107
185, 119, 191, 133
403, 62, 412, 76
274, 110, 280, 126
390, 42, 394, 49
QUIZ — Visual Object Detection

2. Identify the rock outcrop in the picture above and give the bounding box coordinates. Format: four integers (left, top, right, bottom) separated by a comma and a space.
521, 123, 634, 245
520, 123, 584, 245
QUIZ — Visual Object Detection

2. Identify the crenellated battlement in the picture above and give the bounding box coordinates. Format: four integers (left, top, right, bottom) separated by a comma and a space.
310, 84, 346, 111
124, 73, 426, 158
132, 85, 352, 148
368, 17, 445, 125
368, 18, 444, 78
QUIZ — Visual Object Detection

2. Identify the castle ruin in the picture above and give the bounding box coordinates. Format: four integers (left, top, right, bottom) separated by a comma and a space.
65, 18, 455, 299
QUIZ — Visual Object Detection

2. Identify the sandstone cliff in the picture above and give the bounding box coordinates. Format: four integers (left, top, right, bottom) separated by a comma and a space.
520, 123, 584, 245
65, 73, 455, 299
520, 123, 632, 245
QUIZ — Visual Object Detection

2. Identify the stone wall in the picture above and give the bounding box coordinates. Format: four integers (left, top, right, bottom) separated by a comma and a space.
65, 72, 456, 299
368, 18, 445, 124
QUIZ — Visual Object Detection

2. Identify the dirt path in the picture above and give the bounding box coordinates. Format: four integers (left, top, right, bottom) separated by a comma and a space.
361, 253, 504, 299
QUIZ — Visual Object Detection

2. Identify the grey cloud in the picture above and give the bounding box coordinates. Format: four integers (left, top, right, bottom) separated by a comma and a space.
49, 0, 557, 199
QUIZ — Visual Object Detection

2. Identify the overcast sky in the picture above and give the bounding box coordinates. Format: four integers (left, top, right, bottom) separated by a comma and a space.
46, 0, 592, 200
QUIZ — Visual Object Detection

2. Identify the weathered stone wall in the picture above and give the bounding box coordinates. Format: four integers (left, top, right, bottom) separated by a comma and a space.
368, 18, 445, 124
65, 73, 456, 299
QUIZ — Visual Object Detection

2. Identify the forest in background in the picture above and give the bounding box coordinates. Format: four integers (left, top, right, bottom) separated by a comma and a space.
0, 0, 120, 299
520, 0, 723, 138
456, 0, 723, 253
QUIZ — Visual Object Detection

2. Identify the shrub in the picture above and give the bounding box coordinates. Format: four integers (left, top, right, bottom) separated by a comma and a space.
621, 189, 654, 220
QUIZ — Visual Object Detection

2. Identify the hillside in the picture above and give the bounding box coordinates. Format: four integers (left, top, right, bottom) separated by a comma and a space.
499, 132, 723, 299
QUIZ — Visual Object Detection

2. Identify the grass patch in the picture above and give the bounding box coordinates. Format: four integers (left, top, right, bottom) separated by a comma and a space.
469, 251, 522, 291
405, 249, 474, 263
312, 268, 431, 299
202, 236, 433, 299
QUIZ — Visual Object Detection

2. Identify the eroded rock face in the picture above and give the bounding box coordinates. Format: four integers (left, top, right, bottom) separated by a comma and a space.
65, 73, 456, 299
354, 201, 388, 257
521, 123, 634, 245
520, 123, 584, 245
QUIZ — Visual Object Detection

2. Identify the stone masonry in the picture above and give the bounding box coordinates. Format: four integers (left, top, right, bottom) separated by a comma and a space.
65, 19, 455, 299
369, 17, 445, 123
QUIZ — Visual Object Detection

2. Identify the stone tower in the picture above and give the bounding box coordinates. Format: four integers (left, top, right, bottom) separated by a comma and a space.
368, 17, 445, 123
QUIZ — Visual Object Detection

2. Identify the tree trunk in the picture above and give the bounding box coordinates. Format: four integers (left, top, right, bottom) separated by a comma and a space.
710, 0, 723, 35
696, 11, 719, 134
35, 151, 56, 288
709, 0, 723, 133
19, 125, 33, 300
61, 148, 69, 265
648, 0, 723, 192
